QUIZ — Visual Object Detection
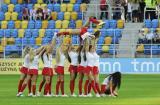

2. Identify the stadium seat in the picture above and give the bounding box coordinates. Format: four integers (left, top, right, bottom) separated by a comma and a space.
0, 12, 5, 21
71, 12, 78, 20
57, 12, 64, 20
77, 12, 83, 19
1, 4, 8, 13
36, 37, 42, 45
62, 20, 69, 29
24, 29, 32, 38
144, 45, 151, 55
1, 37, 7, 46
8, 4, 15, 13
39, 29, 45, 37
47, 4, 54, 11
28, 20, 35, 29
51, 12, 57, 20
7, 38, 15, 45
73, 4, 80, 12
97, 37, 105, 44
22, 38, 29, 45
109, 20, 117, 29
70, 0, 76, 4
54, 4, 60, 12
15, 21, 21, 29
8, 21, 15, 29
96, 45, 102, 54
55, 20, 62, 29
18, 29, 25, 38
109, 45, 116, 55
35, 21, 42, 29
63, 36, 71, 44
67, 4, 73, 12
102, 45, 109, 53
15, 38, 22, 45
76, 20, 82, 28
42, 37, 50, 44
29, 38, 35, 45
37, 0, 43, 4
0, 46, 4, 52
112, 37, 119, 44
34, 4, 41, 9
1, 21, 8, 29
48, 20, 55, 29
61, 4, 67, 12
151, 45, 159, 55
4, 0, 10, 4
45, 29, 53, 38
100, 29, 107, 37
69, 20, 76, 28
11, 12, 18, 21
4, 29, 11, 38
5, 12, 11, 21
14, 4, 22, 13
136, 44, 144, 53
104, 37, 112, 45
41, 4, 47, 9
21, 21, 28, 29
0, 30, 4, 38
144, 19, 152, 28
18, 0, 23, 4
64, 12, 71, 20
117, 20, 124, 29
115, 29, 122, 38
106, 29, 114, 37
27, 4, 33, 10
80, 3, 87, 12
11, 29, 18, 38
42, 20, 48, 29
18, 12, 22, 20
11, 0, 17, 4
152, 19, 159, 28
103, 20, 110, 29
32, 29, 39, 38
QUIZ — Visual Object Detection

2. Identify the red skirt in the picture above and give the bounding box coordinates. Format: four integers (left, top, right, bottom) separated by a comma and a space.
55, 66, 64, 75
20, 67, 29, 74
77, 65, 86, 73
80, 27, 88, 35
42, 67, 53, 76
28, 69, 38, 75
69, 65, 78, 73
84, 66, 93, 75
92, 66, 99, 75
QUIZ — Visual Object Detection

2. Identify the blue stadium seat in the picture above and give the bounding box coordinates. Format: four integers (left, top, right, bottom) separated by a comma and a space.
48, 20, 55, 29
35, 21, 42, 29
28, 20, 35, 29
100, 29, 107, 37
45, 29, 53, 38
57, 12, 64, 20
14, 4, 22, 13
97, 36, 105, 44
32, 29, 39, 38
151, 45, 159, 55
109, 20, 117, 29
73, 4, 80, 12
22, 38, 29, 45
47, 4, 54, 11
15, 38, 22, 45
25, 29, 32, 38
0, 29, 4, 38
76, 0, 82, 4
144, 45, 151, 55
115, 29, 122, 38
27, 4, 33, 10
72, 35, 80, 44
77, 12, 82, 19
152, 19, 159, 28
8, 21, 15, 29
29, 38, 35, 45
11, 0, 17, 4
69, 20, 76, 28
109, 45, 116, 55
103, 20, 110, 29
18, 12, 23, 20
54, 4, 60, 12
4, 29, 11, 38
42, 37, 50, 44
0, 12, 5, 21
144, 19, 152, 28
106, 29, 114, 37
96, 45, 103, 54
1, 4, 8, 13
11, 29, 18, 38
112, 37, 119, 44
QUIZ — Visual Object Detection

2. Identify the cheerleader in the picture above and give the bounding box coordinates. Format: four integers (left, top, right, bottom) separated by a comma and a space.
38, 34, 57, 96
66, 44, 79, 97
83, 38, 100, 97
17, 46, 45, 97
101, 72, 122, 97
17, 46, 31, 95
55, 36, 68, 97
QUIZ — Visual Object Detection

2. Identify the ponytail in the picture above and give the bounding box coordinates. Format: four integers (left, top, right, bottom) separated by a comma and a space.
66, 51, 71, 63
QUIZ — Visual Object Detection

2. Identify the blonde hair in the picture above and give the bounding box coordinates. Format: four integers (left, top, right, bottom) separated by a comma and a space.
23, 46, 31, 57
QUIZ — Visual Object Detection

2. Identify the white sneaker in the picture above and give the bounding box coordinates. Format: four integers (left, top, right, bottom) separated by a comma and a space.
28, 93, 33, 97
82, 95, 88, 97
36, 91, 41, 96
16, 92, 23, 97
55, 94, 60, 97
78, 94, 84, 97
98, 22, 105, 26
61, 94, 68, 97
96, 93, 101, 97
101, 94, 106, 97
87, 93, 93, 97
32, 95, 37, 97
44, 93, 52, 97
70, 93, 77, 97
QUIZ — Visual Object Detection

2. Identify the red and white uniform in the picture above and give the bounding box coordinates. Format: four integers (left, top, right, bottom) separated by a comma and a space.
42, 53, 53, 76
93, 52, 100, 75
20, 54, 30, 74
68, 51, 78, 73
86, 52, 95, 74
55, 51, 65, 74
78, 52, 87, 73
28, 55, 39, 75
101, 76, 112, 93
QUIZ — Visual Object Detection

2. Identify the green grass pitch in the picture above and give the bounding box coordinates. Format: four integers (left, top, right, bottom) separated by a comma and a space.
0, 74, 160, 105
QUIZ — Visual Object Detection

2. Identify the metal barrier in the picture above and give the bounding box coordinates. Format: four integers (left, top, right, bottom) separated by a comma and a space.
144, 6, 160, 20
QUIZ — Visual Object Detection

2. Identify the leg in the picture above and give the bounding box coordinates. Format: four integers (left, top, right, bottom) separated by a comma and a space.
31, 75, 38, 95
38, 76, 46, 93
49, 76, 53, 95
60, 74, 65, 95
70, 71, 77, 95
100, 11, 104, 20
44, 76, 51, 95
88, 72, 97, 94
18, 73, 26, 93
94, 74, 101, 94
19, 74, 31, 93
56, 74, 61, 95
78, 72, 84, 95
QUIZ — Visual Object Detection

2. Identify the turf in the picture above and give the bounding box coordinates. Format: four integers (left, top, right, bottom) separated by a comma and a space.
0, 74, 160, 105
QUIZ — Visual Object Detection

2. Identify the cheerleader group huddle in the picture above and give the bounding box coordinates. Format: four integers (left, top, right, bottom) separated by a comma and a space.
16, 17, 122, 98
